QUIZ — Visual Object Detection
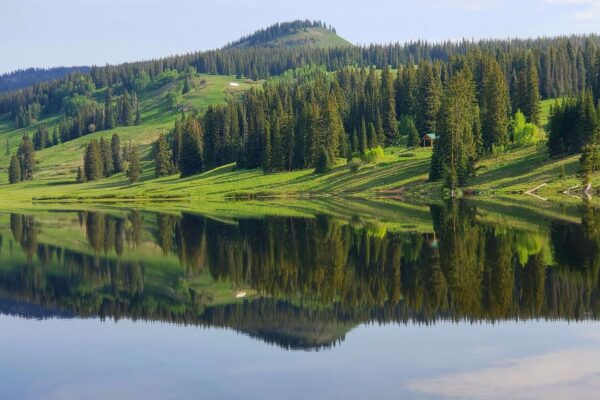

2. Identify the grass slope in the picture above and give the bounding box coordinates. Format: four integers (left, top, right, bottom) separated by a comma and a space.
0, 73, 260, 191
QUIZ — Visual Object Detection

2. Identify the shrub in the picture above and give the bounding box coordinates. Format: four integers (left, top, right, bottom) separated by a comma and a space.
362, 146, 384, 163
513, 111, 542, 145
347, 158, 363, 172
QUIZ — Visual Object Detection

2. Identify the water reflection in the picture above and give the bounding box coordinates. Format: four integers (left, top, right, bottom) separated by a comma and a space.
1, 202, 600, 350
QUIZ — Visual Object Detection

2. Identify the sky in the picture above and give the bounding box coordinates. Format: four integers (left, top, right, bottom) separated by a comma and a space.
1, 0, 600, 74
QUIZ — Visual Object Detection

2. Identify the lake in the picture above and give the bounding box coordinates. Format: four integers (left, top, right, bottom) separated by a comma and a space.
1, 201, 600, 399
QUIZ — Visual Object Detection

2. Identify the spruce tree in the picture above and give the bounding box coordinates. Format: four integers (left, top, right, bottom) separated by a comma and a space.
430, 69, 480, 189
76, 166, 86, 183
525, 60, 542, 125
178, 116, 204, 177
417, 63, 442, 135
359, 118, 368, 153
17, 135, 36, 181
83, 139, 103, 181
155, 133, 172, 177
100, 137, 113, 177
480, 56, 511, 151
8, 155, 22, 184
381, 65, 398, 145
126, 145, 142, 183
111, 134, 122, 172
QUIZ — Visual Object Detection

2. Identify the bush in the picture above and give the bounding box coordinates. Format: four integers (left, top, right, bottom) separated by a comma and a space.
347, 158, 363, 172
513, 110, 542, 145
362, 146, 384, 163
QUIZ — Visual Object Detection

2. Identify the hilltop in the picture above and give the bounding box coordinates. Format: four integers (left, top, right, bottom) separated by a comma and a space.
224, 20, 352, 49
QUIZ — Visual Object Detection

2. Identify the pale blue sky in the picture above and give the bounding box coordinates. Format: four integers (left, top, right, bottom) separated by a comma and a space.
1, 0, 599, 73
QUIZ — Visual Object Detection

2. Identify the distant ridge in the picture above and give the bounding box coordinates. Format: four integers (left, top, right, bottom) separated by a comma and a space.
0, 66, 90, 93
224, 20, 352, 49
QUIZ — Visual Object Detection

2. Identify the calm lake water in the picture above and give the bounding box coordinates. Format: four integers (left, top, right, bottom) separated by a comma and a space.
1, 202, 600, 399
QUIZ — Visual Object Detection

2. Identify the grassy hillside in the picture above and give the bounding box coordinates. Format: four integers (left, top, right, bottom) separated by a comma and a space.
230, 27, 352, 49
0, 73, 260, 188
0, 80, 591, 208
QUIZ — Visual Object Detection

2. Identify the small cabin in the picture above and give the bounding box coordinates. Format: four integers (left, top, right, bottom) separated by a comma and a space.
421, 133, 437, 147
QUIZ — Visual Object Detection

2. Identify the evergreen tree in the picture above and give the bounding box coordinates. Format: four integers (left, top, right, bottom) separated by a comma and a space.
575, 89, 599, 150
417, 63, 443, 135
314, 146, 331, 173
126, 145, 142, 183
155, 133, 172, 177
105, 87, 115, 129
430, 69, 480, 189
52, 128, 59, 146
83, 139, 103, 181
359, 118, 368, 153
100, 137, 113, 177
17, 135, 36, 181
178, 116, 204, 177
76, 166, 86, 183
400, 115, 420, 148
8, 155, 21, 184
579, 145, 600, 185
135, 104, 142, 125
381, 65, 399, 144
33, 125, 49, 150
479, 56, 510, 151
111, 134, 122, 172
525, 60, 542, 125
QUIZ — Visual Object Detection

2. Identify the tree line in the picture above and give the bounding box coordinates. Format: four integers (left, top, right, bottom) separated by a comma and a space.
2, 32, 600, 121
151, 53, 541, 188
77, 133, 142, 184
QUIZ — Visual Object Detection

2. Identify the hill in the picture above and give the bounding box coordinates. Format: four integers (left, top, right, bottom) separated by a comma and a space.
224, 20, 352, 49
0, 66, 90, 93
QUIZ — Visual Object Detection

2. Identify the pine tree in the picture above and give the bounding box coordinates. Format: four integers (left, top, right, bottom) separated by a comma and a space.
525, 60, 542, 125
480, 56, 511, 151
8, 155, 21, 184
417, 63, 443, 136
178, 116, 204, 177
83, 139, 103, 181
76, 166, 86, 183
111, 134, 122, 172
126, 145, 142, 183
52, 128, 59, 146
135, 104, 142, 125
105, 87, 115, 129
17, 135, 36, 181
359, 118, 368, 153
401, 116, 420, 148
575, 89, 599, 150
155, 133, 172, 177
100, 137, 113, 177
314, 146, 331, 174
381, 65, 398, 145
430, 69, 480, 189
